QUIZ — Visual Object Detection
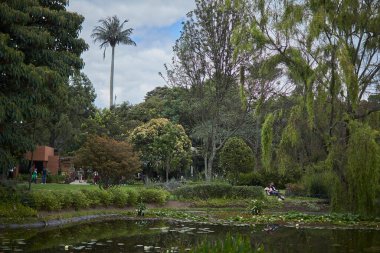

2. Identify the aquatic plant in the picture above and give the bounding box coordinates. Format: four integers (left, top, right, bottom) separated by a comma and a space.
248, 200, 264, 215
189, 234, 265, 253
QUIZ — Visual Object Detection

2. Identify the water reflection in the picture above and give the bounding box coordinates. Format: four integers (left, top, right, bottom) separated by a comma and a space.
0, 220, 379, 252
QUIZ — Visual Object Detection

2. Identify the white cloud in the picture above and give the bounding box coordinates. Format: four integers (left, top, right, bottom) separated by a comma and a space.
67, 1, 195, 108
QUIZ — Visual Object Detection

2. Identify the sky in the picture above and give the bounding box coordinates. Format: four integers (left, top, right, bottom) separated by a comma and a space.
67, 0, 195, 108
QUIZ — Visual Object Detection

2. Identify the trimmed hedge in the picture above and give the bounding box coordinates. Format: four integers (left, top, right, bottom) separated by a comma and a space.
172, 183, 264, 200
0, 203, 37, 218
25, 187, 169, 211
139, 188, 170, 205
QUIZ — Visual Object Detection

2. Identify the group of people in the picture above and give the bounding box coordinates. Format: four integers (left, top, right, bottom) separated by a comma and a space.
31, 167, 47, 184
264, 182, 285, 200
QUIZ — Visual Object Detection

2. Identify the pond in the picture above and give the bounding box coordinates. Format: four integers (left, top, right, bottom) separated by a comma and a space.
0, 219, 379, 252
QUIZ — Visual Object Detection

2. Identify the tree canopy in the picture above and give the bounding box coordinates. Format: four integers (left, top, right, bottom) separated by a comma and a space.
0, 0, 87, 176
75, 135, 141, 188
129, 118, 192, 182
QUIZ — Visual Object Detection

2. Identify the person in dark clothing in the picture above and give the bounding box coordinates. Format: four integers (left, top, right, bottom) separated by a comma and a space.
42, 167, 47, 184
265, 182, 285, 200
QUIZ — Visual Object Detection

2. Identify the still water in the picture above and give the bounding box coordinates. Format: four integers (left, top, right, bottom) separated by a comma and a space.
0, 219, 379, 252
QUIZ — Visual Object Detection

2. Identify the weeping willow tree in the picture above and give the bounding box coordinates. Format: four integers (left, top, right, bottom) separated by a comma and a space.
277, 105, 302, 176
232, 0, 380, 214
345, 121, 380, 215
261, 113, 274, 171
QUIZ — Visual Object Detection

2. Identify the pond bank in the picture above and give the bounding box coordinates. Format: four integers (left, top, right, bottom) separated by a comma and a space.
1, 204, 379, 230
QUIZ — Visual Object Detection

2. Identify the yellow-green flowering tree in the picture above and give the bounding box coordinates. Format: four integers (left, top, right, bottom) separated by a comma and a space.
130, 118, 192, 182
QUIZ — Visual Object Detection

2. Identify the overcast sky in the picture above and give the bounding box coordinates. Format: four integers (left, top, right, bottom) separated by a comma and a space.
67, 0, 195, 108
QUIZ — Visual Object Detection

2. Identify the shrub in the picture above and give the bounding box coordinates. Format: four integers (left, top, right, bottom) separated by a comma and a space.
302, 172, 333, 198
285, 183, 306, 197
46, 174, 66, 184
219, 137, 255, 184
173, 183, 232, 199
96, 189, 113, 206
248, 199, 264, 215
138, 188, 169, 205
70, 191, 90, 210
0, 203, 37, 218
173, 183, 264, 200
124, 188, 138, 205
230, 186, 264, 199
108, 188, 130, 207
53, 191, 73, 209
81, 189, 103, 207
0, 181, 25, 203
29, 191, 61, 211
163, 178, 183, 191
236, 172, 263, 186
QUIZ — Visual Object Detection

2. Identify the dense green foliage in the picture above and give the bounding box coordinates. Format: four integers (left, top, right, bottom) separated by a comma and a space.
172, 183, 264, 200
228, 0, 380, 215
261, 113, 274, 171
25, 187, 169, 211
75, 135, 141, 188
345, 121, 380, 215
1, 0, 378, 217
130, 118, 192, 182
219, 137, 255, 184
0, 0, 87, 176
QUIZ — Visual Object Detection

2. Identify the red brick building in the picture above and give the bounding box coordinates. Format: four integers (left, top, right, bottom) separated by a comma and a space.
24, 146, 60, 175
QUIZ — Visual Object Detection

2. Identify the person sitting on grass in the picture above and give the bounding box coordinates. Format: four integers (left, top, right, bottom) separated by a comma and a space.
265, 182, 285, 200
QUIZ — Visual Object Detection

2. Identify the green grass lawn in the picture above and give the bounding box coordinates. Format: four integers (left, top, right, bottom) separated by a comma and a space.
17, 183, 144, 191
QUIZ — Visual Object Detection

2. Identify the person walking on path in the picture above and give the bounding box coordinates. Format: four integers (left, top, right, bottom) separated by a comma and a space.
31, 168, 37, 184
42, 167, 47, 184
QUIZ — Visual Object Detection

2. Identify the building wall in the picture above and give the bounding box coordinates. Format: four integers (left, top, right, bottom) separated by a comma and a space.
23, 146, 60, 175
25, 146, 54, 161
47, 156, 60, 175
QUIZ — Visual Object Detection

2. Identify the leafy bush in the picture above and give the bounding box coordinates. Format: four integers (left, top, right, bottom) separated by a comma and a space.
29, 191, 61, 211
0, 181, 25, 203
248, 199, 264, 215
53, 191, 73, 209
124, 188, 138, 205
230, 186, 264, 199
96, 189, 113, 206
219, 137, 255, 184
138, 188, 169, 205
173, 183, 232, 199
163, 178, 183, 191
236, 172, 263, 186
81, 189, 103, 207
70, 191, 90, 210
173, 183, 264, 200
46, 174, 66, 184
285, 183, 306, 197
191, 199, 249, 208
302, 172, 333, 198
0, 203, 37, 218
109, 188, 129, 207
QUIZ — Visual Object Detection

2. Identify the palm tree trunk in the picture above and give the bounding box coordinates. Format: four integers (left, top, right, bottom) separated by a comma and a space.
110, 46, 115, 108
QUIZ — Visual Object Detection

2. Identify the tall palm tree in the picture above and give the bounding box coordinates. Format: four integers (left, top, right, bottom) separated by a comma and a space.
91, 16, 136, 108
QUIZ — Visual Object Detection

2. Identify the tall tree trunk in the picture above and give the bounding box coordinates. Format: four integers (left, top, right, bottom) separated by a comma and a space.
110, 46, 115, 108
204, 156, 208, 181
255, 114, 261, 170
207, 144, 217, 181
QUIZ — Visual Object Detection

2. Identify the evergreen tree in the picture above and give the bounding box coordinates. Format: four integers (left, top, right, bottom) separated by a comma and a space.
0, 0, 87, 178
